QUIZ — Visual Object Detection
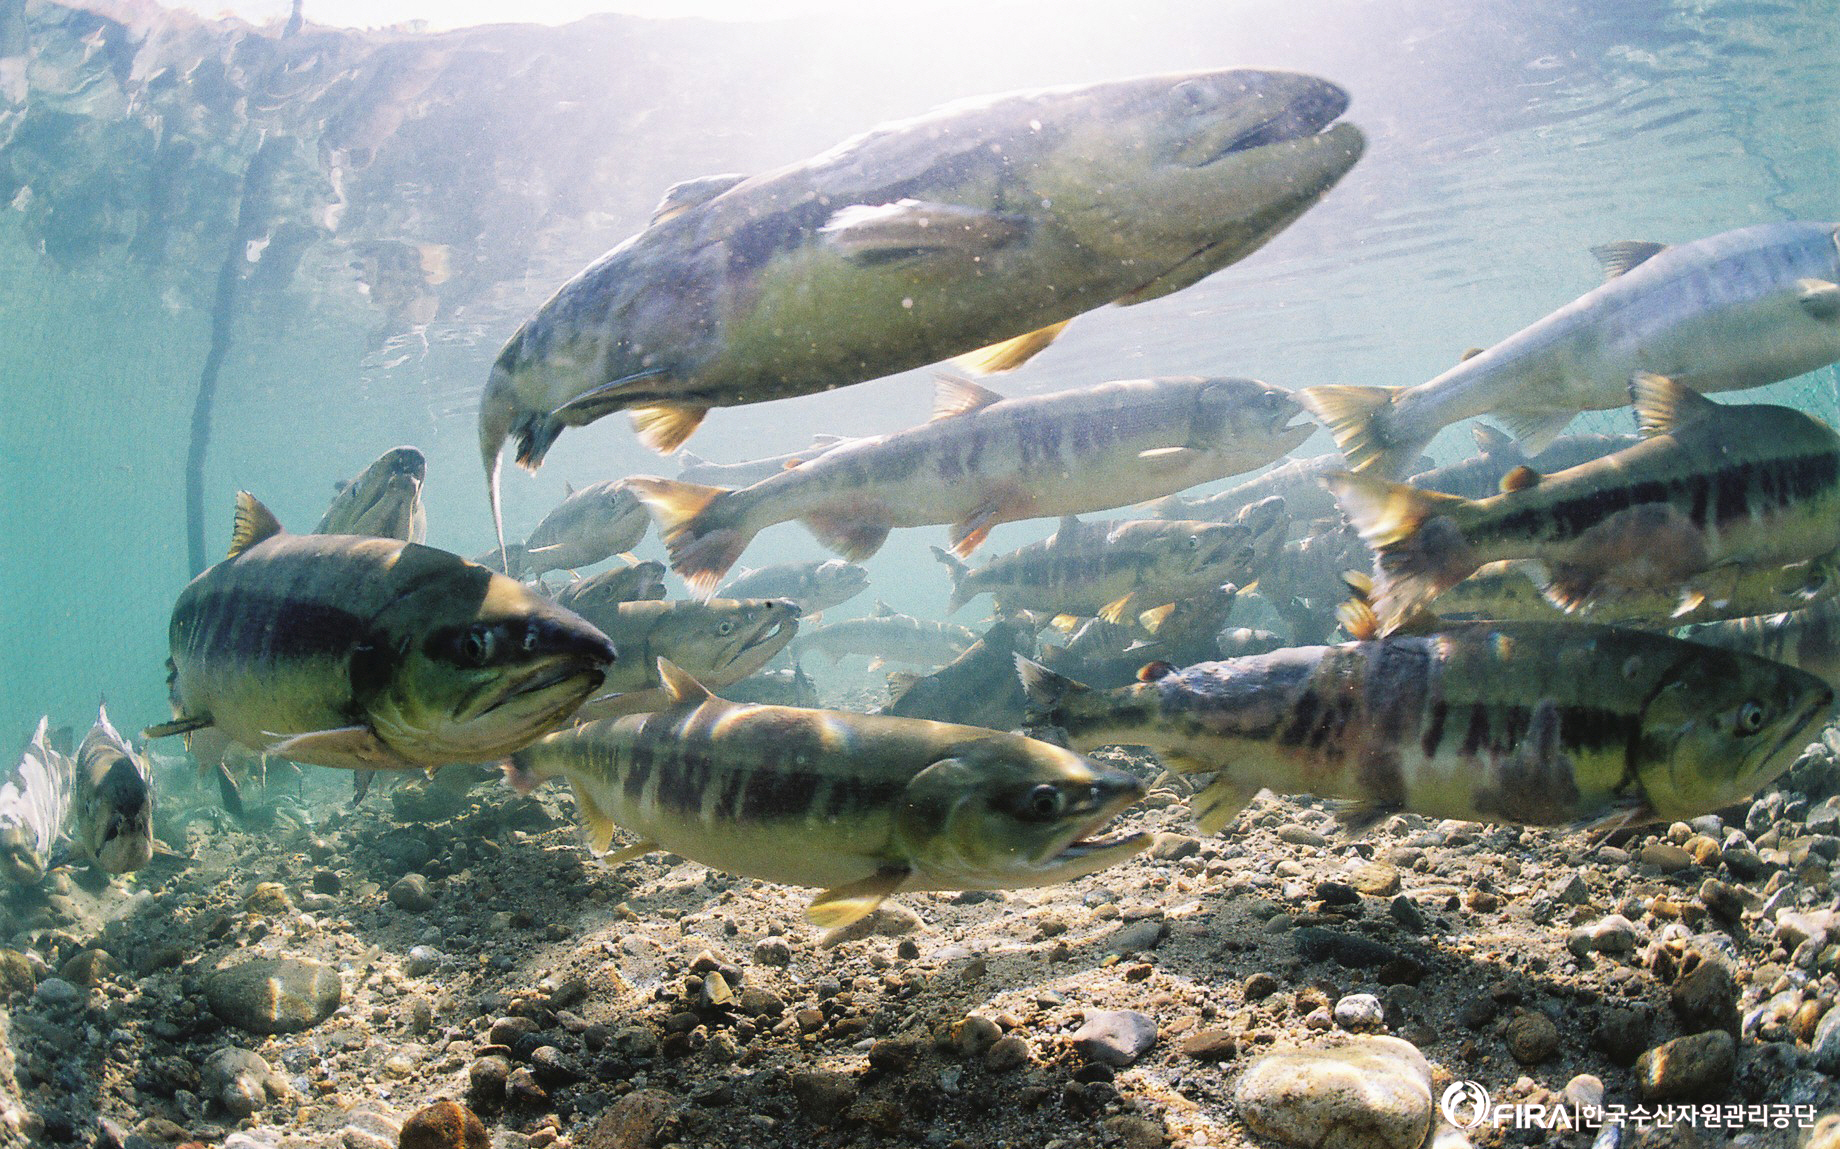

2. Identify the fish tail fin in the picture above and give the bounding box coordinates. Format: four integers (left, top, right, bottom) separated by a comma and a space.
1322, 470, 1478, 633
930, 546, 973, 612
480, 363, 515, 561
1298, 385, 1425, 477
626, 477, 751, 597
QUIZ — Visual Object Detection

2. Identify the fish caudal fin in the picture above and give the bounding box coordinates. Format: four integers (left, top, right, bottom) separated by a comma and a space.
626, 477, 751, 597
1298, 385, 1424, 478
930, 546, 974, 612
1321, 470, 1479, 634
631, 404, 711, 454
803, 513, 893, 563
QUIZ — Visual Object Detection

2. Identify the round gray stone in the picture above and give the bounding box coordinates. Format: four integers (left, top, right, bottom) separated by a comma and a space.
1071, 1009, 1158, 1066
205, 958, 343, 1035
1233, 1035, 1432, 1149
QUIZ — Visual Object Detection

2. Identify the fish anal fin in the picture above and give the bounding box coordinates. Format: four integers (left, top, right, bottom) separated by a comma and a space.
949, 319, 1070, 375
931, 374, 1006, 420
1470, 423, 1519, 458
657, 658, 714, 705
803, 513, 893, 562
228, 492, 284, 558
1797, 278, 1840, 321
807, 869, 907, 929
1190, 778, 1259, 835
1629, 373, 1719, 437
1590, 240, 1668, 280
599, 839, 660, 866
143, 714, 214, 740
949, 497, 1026, 557
1137, 602, 1176, 635
1492, 409, 1575, 454
629, 403, 710, 454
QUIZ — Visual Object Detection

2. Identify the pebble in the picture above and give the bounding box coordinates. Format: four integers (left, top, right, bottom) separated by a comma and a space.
404, 946, 443, 977
1633, 1030, 1736, 1101
1566, 914, 1638, 958
1810, 1003, 1840, 1073
950, 1015, 1001, 1058
1503, 1009, 1559, 1065
1295, 927, 1402, 969
389, 874, 436, 912
1149, 832, 1200, 861
467, 1055, 512, 1113
1562, 1073, 1604, 1111
245, 881, 294, 914
399, 1101, 489, 1149
1233, 1035, 1432, 1149
1333, 994, 1385, 1033
819, 902, 921, 944
205, 958, 342, 1035
0, 950, 37, 995
32, 978, 80, 1009
1641, 842, 1693, 872
1278, 825, 1328, 848
752, 937, 792, 966
1070, 1009, 1158, 1066
984, 1034, 1031, 1072
1107, 919, 1167, 955
1349, 862, 1401, 897
202, 1048, 287, 1118
1244, 972, 1281, 1001
58, 948, 114, 986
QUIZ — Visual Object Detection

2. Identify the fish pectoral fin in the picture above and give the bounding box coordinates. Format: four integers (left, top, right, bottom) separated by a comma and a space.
803, 513, 893, 562
1797, 278, 1840, 321
1137, 445, 1202, 469
1568, 798, 1652, 840
1190, 777, 1260, 836
549, 369, 673, 425
807, 869, 908, 929
1492, 409, 1575, 454
629, 403, 710, 455
264, 725, 406, 769
599, 839, 660, 866
1329, 799, 1401, 837
821, 199, 1027, 263
949, 499, 1023, 556
142, 713, 213, 740
1589, 240, 1668, 280
1096, 593, 1135, 625
950, 320, 1070, 374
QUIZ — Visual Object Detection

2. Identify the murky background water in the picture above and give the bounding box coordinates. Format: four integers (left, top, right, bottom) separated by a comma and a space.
1, 0, 1835, 741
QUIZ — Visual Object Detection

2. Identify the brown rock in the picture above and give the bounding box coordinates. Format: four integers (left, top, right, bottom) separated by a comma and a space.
399, 1101, 488, 1149
1102, 1115, 1170, 1149
1177, 1027, 1237, 1061
0, 950, 36, 996
1634, 1030, 1736, 1102
1349, 862, 1401, 897
1670, 955, 1739, 1037
790, 1070, 856, 1124
984, 1034, 1031, 1072
245, 882, 294, 915
59, 949, 115, 987
581, 1089, 677, 1149
1504, 1009, 1560, 1065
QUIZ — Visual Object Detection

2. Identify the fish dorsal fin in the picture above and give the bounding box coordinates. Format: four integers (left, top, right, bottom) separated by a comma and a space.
1050, 515, 1082, 548
649, 172, 749, 225
1499, 465, 1542, 494
564, 480, 576, 497
1591, 240, 1668, 280
1015, 654, 1089, 705
870, 600, 895, 617
931, 375, 1006, 420
1458, 346, 1486, 363
1470, 423, 1516, 457
1630, 372, 1718, 437
228, 492, 284, 558
656, 658, 713, 705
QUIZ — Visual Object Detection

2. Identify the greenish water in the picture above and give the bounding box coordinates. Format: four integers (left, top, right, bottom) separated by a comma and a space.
1, 0, 1836, 745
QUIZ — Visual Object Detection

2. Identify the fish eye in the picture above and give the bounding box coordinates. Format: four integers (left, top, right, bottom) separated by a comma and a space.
460, 625, 498, 666
1023, 784, 1066, 821
717, 620, 735, 636
1736, 700, 1768, 736
522, 626, 541, 653
1186, 535, 1203, 549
